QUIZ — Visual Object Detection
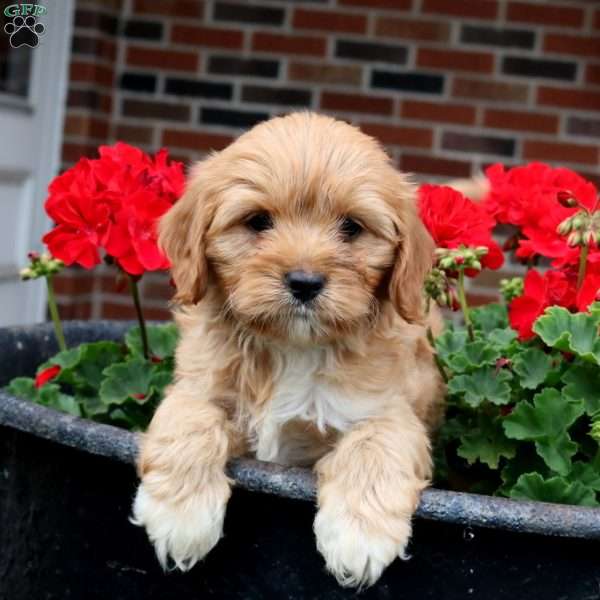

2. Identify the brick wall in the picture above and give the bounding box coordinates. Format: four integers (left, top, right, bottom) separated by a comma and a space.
56, 0, 600, 320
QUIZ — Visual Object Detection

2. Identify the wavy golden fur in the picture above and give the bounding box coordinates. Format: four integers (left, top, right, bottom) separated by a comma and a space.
132, 112, 446, 588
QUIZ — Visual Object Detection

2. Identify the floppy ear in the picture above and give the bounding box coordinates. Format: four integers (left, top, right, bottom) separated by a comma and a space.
388, 184, 435, 324
158, 161, 215, 305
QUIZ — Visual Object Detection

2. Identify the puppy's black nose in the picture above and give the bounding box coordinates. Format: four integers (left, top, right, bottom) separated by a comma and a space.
285, 270, 325, 303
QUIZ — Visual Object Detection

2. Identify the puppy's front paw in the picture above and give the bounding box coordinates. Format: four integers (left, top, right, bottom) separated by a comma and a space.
131, 481, 230, 571
314, 503, 411, 588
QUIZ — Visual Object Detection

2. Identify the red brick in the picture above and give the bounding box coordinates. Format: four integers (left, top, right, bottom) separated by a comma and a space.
422, 0, 497, 20
400, 154, 472, 178
101, 302, 170, 321
134, 0, 204, 17
375, 17, 450, 42
62, 142, 100, 163
338, 0, 412, 8
595, 10, 600, 31
252, 32, 326, 57
417, 48, 494, 74
162, 129, 234, 151
293, 8, 366, 34
544, 34, 600, 59
538, 86, 600, 112
171, 25, 243, 49
70, 62, 114, 87
507, 2, 584, 28
484, 109, 559, 134
126, 46, 198, 71
57, 302, 93, 320
401, 100, 476, 125
64, 115, 110, 140
113, 123, 154, 145
321, 92, 393, 115
360, 122, 433, 148
453, 78, 529, 103
523, 140, 599, 166
467, 293, 499, 307
100, 275, 130, 296
587, 64, 600, 86
53, 273, 94, 295
288, 63, 362, 86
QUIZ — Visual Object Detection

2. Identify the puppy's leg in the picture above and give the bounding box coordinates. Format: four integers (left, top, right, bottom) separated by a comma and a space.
132, 383, 233, 570
314, 408, 431, 588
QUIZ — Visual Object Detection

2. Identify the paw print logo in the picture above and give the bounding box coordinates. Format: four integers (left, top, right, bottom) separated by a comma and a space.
4, 15, 45, 48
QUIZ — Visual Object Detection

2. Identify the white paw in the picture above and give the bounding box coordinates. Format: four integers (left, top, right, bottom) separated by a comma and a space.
131, 482, 229, 571
314, 504, 411, 588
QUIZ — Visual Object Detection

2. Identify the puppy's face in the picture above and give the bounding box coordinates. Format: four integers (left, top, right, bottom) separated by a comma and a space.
160, 113, 433, 343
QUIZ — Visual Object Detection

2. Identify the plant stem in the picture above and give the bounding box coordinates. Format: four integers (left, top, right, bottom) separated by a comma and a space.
129, 275, 149, 359
457, 269, 474, 341
427, 327, 448, 384
46, 275, 66, 352
577, 244, 589, 291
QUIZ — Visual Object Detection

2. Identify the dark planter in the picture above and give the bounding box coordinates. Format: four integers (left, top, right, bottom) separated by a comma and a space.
1, 322, 600, 600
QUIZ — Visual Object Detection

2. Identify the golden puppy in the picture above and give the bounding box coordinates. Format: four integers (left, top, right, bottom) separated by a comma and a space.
132, 112, 445, 587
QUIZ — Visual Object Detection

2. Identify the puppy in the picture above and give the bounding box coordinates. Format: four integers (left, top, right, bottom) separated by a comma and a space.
132, 112, 445, 587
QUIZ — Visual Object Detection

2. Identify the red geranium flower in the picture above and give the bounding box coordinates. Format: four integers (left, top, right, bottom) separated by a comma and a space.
419, 184, 504, 273
35, 364, 61, 388
42, 144, 184, 275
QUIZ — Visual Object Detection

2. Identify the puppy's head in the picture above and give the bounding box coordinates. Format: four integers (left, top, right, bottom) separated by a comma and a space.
159, 112, 433, 342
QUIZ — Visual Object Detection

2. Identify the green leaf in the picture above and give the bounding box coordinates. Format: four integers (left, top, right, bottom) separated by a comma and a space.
567, 461, 600, 492
533, 307, 600, 364
446, 342, 501, 372
512, 348, 553, 390
471, 303, 509, 334
562, 362, 600, 416
503, 388, 584, 475
46, 347, 83, 370
447, 368, 512, 407
100, 359, 156, 406
509, 472, 598, 507
76, 342, 123, 389
6, 377, 37, 401
435, 329, 468, 362
458, 414, 517, 469
487, 328, 517, 348
38, 384, 81, 417
126, 324, 179, 360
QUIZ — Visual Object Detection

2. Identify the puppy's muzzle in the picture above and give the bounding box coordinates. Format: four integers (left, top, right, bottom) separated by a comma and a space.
284, 270, 325, 304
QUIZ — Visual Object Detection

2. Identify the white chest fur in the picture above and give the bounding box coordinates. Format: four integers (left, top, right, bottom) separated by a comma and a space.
253, 347, 376, 464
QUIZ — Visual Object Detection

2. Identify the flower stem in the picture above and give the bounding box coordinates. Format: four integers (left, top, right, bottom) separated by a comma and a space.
427, 327, 448, 384
129, 275, 149, 359
577, 244, 589, 291
45, 275, 66, 352
457, 269, 474, 341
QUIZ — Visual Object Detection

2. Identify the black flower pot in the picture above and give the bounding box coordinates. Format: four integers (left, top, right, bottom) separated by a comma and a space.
1, 322, 600, 600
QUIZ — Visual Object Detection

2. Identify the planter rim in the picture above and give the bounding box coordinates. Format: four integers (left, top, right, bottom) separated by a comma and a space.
1, 320, 600, 541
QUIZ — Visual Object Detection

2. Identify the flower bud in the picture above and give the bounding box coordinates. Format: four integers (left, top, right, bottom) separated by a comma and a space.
556, 190, 578, 208
557, 218, 573, 236
567, 231, 583, 247
583, 230, 597, 246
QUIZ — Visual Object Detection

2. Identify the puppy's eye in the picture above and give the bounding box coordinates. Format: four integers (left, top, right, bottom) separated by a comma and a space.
246, 212, 273, 233
340, 217, 363, 241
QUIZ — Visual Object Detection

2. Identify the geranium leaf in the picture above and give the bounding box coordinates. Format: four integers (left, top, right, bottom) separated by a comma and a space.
503, 388, 584, 475
512, 348, 553, 390
533, 307, 600, 364
47, 347, 83, 370
435, 329, 468, 362
471, 303, 509, 334
509, 472, 598, 507
6, 377, 37, 401
487, 328, 517, 348
567, 461, 600, 491
126, 323, 179, 360
99, 359, 156, 406
38, 383, 81, 417
447, 367, 512, 407
457, 414, 517, 469
446, 342, 501, 372
562, 362, 600, 416
77, 342, 123, 389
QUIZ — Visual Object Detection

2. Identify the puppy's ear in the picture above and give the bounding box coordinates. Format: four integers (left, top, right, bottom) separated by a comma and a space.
388, 182, 434, 324
158, 160, 215, 305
